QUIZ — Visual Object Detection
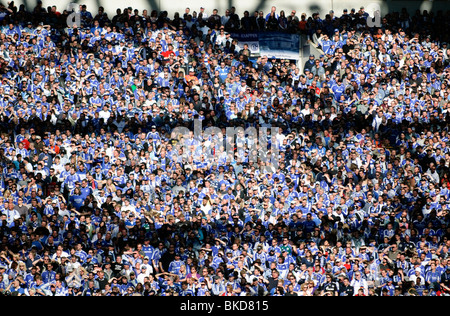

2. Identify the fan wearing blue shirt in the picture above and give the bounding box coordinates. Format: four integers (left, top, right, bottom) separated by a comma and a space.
142, 239, 154, 260
41, 264, 57, 284
168, 253, 184, 275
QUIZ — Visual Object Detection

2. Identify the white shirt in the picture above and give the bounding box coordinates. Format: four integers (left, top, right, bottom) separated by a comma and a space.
350, 277, 368, 296
99, 109, 110, 121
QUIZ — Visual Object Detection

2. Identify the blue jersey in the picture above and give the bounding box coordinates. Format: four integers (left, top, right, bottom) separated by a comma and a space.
41, 270, 57, 284
142, 245, 154, 259
425, 270, 442, 284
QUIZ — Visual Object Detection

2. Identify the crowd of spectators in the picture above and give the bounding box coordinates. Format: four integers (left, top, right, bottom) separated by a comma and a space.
0, 1, 449, 297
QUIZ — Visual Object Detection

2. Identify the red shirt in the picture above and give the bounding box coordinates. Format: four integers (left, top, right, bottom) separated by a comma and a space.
22, 138, 30, 150
161, 50, 175, 59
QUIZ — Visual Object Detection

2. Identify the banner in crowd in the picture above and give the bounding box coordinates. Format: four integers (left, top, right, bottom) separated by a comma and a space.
258, 32, 301, 60
231, 32, 260, 55
231, 32, 300, 60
